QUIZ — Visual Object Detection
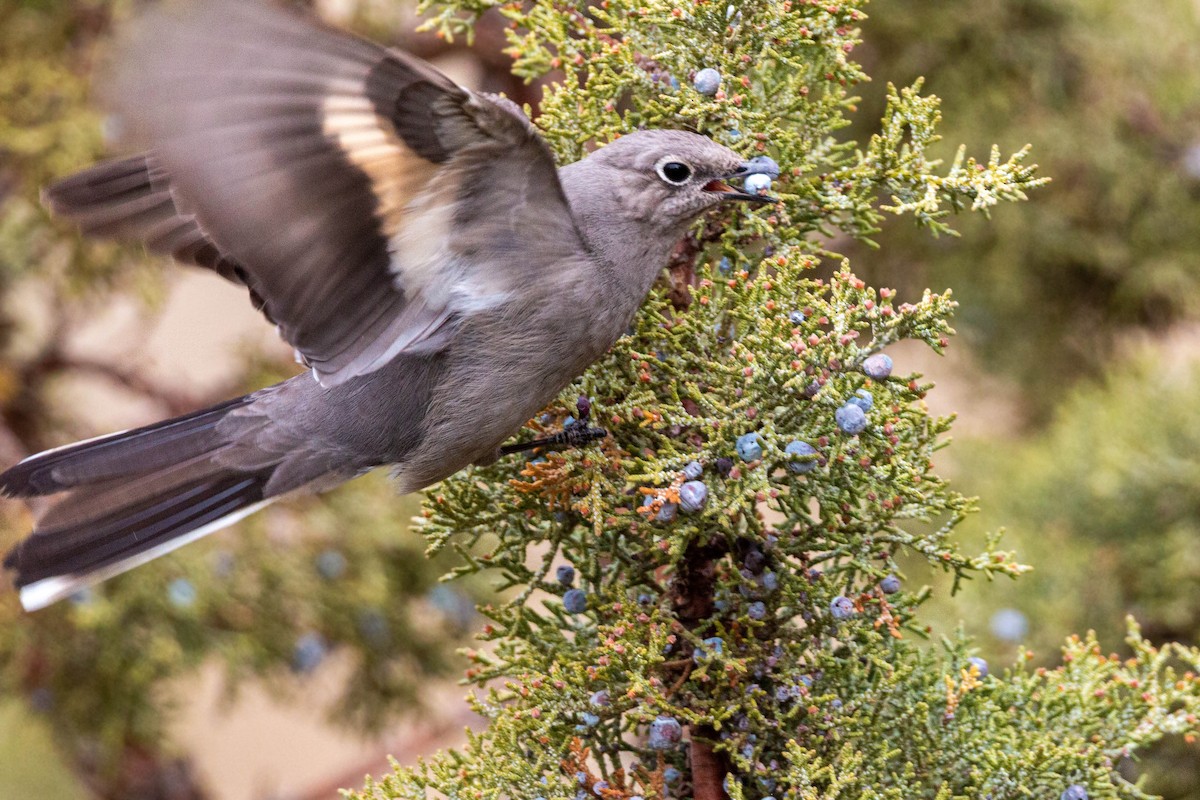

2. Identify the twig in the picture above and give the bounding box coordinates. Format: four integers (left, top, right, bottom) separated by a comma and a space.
690, 733, 728, 800
669, 537, 731, 800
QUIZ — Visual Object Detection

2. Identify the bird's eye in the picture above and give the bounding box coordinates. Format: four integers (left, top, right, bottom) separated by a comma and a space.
657, 160, 693, 185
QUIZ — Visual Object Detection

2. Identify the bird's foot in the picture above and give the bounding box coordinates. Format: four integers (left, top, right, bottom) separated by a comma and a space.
499, 395, 607, 457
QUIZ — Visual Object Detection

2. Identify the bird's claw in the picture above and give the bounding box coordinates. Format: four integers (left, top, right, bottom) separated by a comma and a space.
500, 395, 606, 456
499, 421, 608, 457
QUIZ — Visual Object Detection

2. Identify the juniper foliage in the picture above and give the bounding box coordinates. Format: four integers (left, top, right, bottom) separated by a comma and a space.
352, 1, 1200, 799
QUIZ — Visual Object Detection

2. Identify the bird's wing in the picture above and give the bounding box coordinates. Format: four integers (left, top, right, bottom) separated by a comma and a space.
106, 0, 587, 386
44, 153, 237, 278
43, 153, 287, 321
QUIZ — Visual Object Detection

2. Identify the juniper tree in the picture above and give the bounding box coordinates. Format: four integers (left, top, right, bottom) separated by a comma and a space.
352, 1, 1200, 798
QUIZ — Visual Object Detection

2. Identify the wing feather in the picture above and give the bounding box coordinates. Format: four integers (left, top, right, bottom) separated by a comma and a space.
62, 0, 589, 385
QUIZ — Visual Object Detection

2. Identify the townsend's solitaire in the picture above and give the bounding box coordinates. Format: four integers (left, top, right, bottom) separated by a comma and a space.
1, 0, 779, 610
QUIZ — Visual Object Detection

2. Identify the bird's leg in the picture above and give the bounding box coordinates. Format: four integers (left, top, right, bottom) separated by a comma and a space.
499, 395, 607, 457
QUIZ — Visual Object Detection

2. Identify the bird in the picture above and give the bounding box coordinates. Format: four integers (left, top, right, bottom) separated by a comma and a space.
0, 0, 779, 611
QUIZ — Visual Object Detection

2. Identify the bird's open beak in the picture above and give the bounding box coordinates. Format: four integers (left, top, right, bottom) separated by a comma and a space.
703, 160, 780, 203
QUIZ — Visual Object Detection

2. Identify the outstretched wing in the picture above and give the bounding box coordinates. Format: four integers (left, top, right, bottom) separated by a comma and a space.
100, 0, 586, 385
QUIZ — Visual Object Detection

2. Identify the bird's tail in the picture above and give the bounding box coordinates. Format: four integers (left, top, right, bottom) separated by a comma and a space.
2, 395, 277, 611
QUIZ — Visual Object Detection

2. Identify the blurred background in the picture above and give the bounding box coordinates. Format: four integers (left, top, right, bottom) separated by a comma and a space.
1, 0, 1199, 797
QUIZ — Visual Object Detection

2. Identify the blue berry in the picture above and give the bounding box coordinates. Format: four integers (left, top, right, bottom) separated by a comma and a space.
835, 403, 868, 434
736, 432, 763, 462
718, 256, 733, 273
316, 548, 347, 579
427, 585, 475, 629
70, 587, 96, 606
967, 656, 989, 678
576, 772, 588, 784
715, 456, 734, 476
211, 550, 236, 578
648, 715, 683, 749
759, 570, 779, 592
593, 782, 609, 796
788, 310, 805, 325
784, 440, 819, 473
291, 633, 328, 674
29, 687, 53, 713
679, 480, 709, 513
693, 636, 725, 663
693, 67, 722, 95
848, 389, 874, 412
590, 690, 611, 707
749, 155, 781, 177
556, 564, 576, 586
990, 608, 1029, 642
582, 712, 600, 727
656, 502, 679, 523
862, 353, 893, 380
727, 128, 742, 141
357, 608, 390, 647
880, 575, 901, 594
663, 767, 682, 784
637, 593, 654, 606
1060, 785, 1088, 800
748, 601, 767, 621
563, 589, 588, 614
683, 460, 703, 480
167, 578, 197, 608
830, 596, 856, 620
744, 173, 772, 194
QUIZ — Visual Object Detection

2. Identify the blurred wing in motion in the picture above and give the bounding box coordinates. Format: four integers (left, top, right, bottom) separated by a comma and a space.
43, 153, 280, 319
45, 153, 239, 277
73, 0, 584, 386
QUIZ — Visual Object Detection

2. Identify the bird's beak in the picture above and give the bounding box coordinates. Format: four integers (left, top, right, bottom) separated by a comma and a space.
703, 160, 780, 203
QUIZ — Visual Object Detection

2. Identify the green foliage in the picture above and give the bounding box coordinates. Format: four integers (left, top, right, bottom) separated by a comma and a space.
0, 0, 135, 292
0, 478, 469, 774
0, 702, 86, 800
844, 0, 1200, 415
348, 1, 1191, 799
934, 348, 1200, 796
950, 350, 1200, 654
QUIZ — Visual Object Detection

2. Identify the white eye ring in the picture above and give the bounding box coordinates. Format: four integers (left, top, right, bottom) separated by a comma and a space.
655, 156, 694, 186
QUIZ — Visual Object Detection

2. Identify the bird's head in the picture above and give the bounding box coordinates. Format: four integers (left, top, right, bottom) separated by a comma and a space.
576, 129, 778, 231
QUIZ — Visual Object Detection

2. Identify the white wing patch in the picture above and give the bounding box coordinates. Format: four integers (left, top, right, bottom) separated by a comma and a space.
321, 92, 419, 234
311, 91, 509, 386
389, 176, 512, 314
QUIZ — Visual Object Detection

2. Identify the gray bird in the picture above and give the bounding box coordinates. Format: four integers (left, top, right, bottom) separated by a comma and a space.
1, 0, 778, 611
